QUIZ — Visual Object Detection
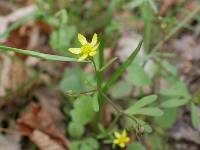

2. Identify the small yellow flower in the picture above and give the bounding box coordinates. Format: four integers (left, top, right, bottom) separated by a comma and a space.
113, 130, 130, 148
68, 33, 99, 61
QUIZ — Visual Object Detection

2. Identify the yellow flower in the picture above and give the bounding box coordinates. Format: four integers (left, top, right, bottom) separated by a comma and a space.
69, 33, 99, 61
113, 130, 130, 148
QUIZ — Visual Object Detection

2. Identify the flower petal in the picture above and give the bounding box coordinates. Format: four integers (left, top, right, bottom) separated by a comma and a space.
122, 130, 127, 137
91, 33, 97, 46
68, 48, 81, 54
91, 43, 99, 51
78, 54, 88, 61
89, 51, 97, 56
78, 33, 88, 45
125, 137, 130, 142
119, 143, 126, 148
113, 139, 119, 144
114, 131, 121, 138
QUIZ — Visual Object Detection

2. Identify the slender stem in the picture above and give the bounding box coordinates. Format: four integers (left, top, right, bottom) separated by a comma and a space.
65, 89, 97, 96
91, 58, 104, 125
91, 59, 103, 105
100, 92, 139, 126
108, 113, 120, 131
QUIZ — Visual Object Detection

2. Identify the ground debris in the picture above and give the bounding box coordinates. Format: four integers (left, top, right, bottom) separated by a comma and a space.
0, 134, 21, 150
17, 103, 70, 150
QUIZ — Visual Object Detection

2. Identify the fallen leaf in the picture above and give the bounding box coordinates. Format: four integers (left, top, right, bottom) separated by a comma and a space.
170, 125, 200, 145
0, 54, 30, 96
30, 130, 65, 150
160, 0, 180, 16
171, 34, 200, 61
17, 103, 70, 150
34, 88, 65, 131
0, 5, 36, 42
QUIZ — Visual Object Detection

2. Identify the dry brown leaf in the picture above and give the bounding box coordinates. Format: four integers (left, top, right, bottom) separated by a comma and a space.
30, 130, 65, 150
171, 34, 200, 61
160, 0, 180, 16
17, 103, 70, 150
0, 134, 21, 150
0, 54, 30, 96
34, 88, 65, 131
0, 5, 36, 43
170, 125, 200, 145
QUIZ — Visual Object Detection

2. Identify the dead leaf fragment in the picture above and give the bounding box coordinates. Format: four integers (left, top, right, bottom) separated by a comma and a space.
160, 0, 180, 16
171, 35, 200, 61
31, 130, 65, 150
170, 125, 200, 145
0, 54, 30, 96
0, 134, 21, 150
17, 103, 69, 150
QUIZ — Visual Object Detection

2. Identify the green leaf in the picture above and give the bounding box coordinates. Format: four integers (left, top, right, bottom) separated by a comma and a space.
161, 60, 177, 76
82, 138, 99, 149
103, 40, 143, 91
126, 95, 157, 113
59, 68, 95, 92
125, 117, 152, 133
50, 25, 76, 51
126, 107, 163, 117
136, 119, 153, 133
123, 0, 144, 10
70, 96, 95, 125
127, 142, 145, 150
110, 81, 132, 99
70, 141, 80, 150
148, 133, 163, 149
59, 68, 84, 92
191, 103, 200, 128
55, 9, 68, 24
0, 45, 80, 62
161, 98, 190, 108
148, 0, 158, 13
92, 94, 99, 112
159, 81, 190, 98
70, 138, 99, 150
68, 122, 84, 138
100, 57, 117, 72
155, 108, 178, 129
125, 63, 151, 87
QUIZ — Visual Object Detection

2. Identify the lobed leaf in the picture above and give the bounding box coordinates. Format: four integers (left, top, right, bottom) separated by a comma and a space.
126, 107, 163, 117
125, 95, 157, 113
161, 98, 190, 108
125, 63, 151, 86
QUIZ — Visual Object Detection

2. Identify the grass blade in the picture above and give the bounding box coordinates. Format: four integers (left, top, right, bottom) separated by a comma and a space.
0, 45, 80, 62
100, 57, 117, 72
103, 39, 143, 91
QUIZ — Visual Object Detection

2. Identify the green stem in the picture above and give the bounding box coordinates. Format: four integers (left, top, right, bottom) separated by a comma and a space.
91, 58, 103, 123
100, 92, 139, 127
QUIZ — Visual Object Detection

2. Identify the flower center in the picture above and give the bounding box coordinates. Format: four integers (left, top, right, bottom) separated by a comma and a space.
81, 44, 93, 55
118, 137, 128, 143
